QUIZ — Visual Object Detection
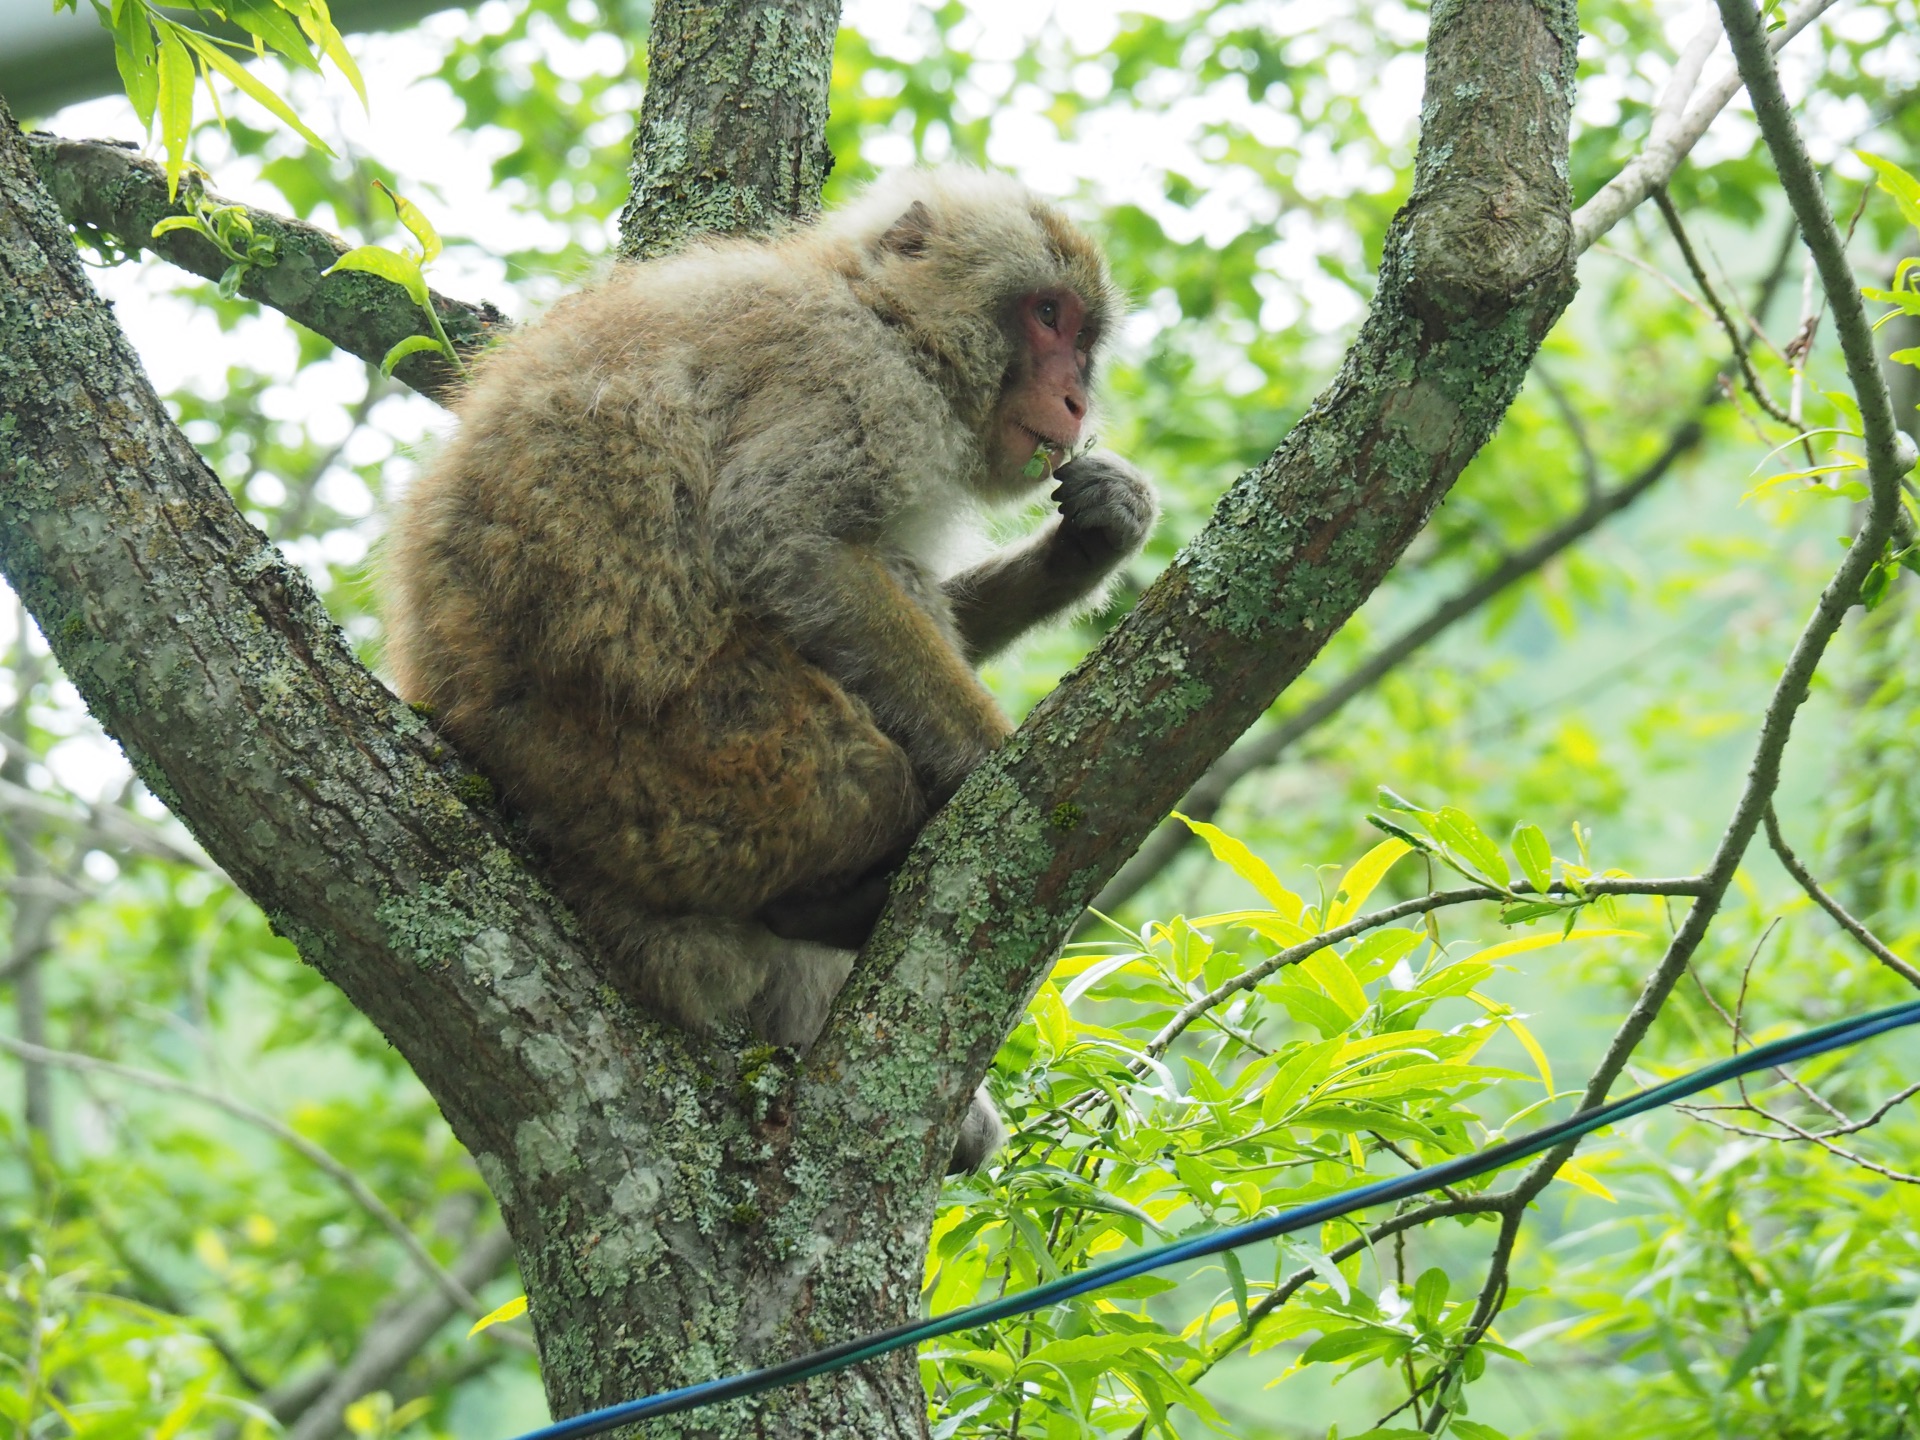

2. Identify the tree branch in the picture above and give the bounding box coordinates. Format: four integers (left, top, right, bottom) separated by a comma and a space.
1763, 804, 1920, 988
22, 134, 502, 404
819, 0, 1582, 1189
1097, 215, 1800, 914
618, 0, 841, 258
1570, 0, 1843, 253
1414, 4, 1916, 1423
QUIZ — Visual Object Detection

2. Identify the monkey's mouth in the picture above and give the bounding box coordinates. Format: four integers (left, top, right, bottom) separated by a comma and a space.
1016, 423, 1071, 455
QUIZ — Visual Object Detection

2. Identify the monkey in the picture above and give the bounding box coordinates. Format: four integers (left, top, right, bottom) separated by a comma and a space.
382, 168, 1157, 1172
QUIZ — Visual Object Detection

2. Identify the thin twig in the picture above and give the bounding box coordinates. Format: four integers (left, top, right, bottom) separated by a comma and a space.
1652, 187, 1794, 425
1416, 5, 1915, 1424
1532, 367, 1602, 501
1572, 0, 1843, 253
1677, 1103, 1920, 1184
1764, 804, 1920, 988
1142, 877, 1706, 1061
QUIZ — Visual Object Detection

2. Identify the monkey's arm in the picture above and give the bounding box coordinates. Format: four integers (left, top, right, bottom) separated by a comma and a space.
945, 451, 1157, 662
771, 540, 1014, 803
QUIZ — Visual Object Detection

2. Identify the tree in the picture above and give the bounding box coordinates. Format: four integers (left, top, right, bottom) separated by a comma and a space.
2, 1, 1918, 1437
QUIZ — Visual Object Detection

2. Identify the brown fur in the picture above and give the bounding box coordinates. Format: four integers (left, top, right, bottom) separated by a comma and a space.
383, 169, 1154, 1166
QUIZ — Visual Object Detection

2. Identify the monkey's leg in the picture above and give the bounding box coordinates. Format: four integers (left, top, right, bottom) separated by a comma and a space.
760, 870, 896, 949
950, 1088, 1007, 1175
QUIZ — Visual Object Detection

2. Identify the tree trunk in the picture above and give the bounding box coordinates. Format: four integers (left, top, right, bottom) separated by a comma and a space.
0, 0, 1577, 1429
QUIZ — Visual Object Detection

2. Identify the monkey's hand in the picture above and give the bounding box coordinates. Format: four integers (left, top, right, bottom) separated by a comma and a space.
1050, 451, 1157, 573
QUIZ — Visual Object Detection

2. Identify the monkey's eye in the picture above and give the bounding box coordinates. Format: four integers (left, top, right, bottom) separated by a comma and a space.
1036, 299, 1060, 330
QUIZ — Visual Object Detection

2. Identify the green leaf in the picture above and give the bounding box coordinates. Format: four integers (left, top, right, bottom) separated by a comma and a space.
1430, 807, 1510, 887
1326, 1062, 1525, 1100
111, 2, 160, 130
1173, 813, 1305, 920
300, 7, 370, 107
1301, 1324, 1401, 1366
1412, 1266, 1449, 1326
227, 0, 319, 70
1858, 150, 1920, 229
325, 244, 431, 311
1499, 900, 1564, 925
1223, 1249, 1249, 1327
176, 26, 335, 157
1300, 948, 1368, 1021
375, 180, 443, 264
1260, 1037, 1341, 1123
1511, 823, 1552, 893
1324, 838, 1411, 928
1022, 1331, 1189, 1372
1723, 1316, 1783, 1387
150, 214, 216, 241
155, 22, 194, 199
380, 333, 447, 376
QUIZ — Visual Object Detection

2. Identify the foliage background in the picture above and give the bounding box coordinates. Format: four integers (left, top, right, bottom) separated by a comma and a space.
4, 1, 1919, 1437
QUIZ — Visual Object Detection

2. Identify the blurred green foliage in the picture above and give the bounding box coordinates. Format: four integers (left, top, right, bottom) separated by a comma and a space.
5, 1, 1920, 1437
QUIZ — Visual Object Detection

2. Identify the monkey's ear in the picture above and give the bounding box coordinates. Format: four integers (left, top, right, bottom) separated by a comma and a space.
875, 201, 935, 258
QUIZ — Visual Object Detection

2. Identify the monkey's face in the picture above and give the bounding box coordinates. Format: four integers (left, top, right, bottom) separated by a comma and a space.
985, 289, 1097, 494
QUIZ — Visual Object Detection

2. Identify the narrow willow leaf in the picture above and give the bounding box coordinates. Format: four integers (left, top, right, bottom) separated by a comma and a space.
1412, 1267, 1449, 1326
155, 22, 194, 198
1432, 806, 1510, 887
380, 332, 446, 375
1173, 813, 1304, 920
1223, 1249, 1249, 1326
1324, 837, 1411, 929
178, 27, 335, 155
1300, 948, 1367, 1021
1259, 1037, 1341, 1124
1468, 991, 1554, 1091
1459, 927, 1638, 966
1512, 823, 1552, 893
1555, 1158, 1615, 1201
466, 1293, 527, 1335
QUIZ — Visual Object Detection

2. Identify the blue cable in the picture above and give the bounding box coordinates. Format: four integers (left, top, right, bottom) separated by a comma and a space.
509, 997, 1920, 1439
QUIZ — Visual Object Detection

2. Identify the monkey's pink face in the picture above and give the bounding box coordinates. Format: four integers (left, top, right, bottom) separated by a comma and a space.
992, 289, 1094, 485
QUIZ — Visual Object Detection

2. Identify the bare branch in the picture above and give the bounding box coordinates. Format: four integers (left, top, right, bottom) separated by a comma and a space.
1764, 805, 1920, 988
1097, 417, 1711, 912
23, 134, 502, 405
1652, 187, 1794, 425
1571, 0, 1843, 253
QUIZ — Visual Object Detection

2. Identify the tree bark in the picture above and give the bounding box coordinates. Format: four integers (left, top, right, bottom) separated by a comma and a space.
618, 0, 842, 259
0, 0, 1577, 1432
23, 134, 499, 403
823, 0, 1580, 1200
